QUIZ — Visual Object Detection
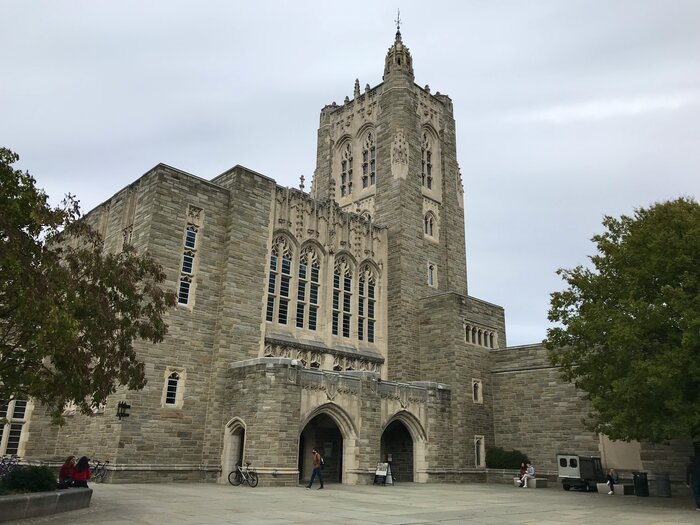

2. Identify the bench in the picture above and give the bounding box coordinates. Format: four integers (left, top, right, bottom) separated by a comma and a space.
595, 482, 634, 495
513, 477, 548, 488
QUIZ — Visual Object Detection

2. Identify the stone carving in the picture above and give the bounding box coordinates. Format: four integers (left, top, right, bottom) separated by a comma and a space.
187, 205, 203, 224
122, 224, 133, 246
324, 373, 339, 400
399, 384, 409, 408
391, 129, 409, 179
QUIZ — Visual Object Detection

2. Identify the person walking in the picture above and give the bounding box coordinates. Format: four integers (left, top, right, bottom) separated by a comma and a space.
306, 448, 324, 490
686, 456, 700, 510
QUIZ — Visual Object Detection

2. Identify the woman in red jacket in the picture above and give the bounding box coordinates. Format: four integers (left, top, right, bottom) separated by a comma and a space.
71, 456, 91, 488
58, 455, 75, 488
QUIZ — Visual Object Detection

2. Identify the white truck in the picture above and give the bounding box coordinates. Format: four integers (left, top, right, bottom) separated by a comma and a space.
556, 454, 605, 491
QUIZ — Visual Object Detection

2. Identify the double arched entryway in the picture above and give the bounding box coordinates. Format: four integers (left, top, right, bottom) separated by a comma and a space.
221, 406, 427, 485
297, 403, 426, 485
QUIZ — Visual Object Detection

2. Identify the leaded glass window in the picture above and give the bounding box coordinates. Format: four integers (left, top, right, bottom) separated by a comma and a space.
357, 265, 377, 343
421, 132, 433, 189
266, 236, 293, 324
296, 247, 320, 330
332, 257, 353, 338
340, 142, 353, 197
362, 132, 376, 188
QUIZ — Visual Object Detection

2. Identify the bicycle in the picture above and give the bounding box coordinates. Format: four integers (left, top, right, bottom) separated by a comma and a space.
228, 462, 258, 487
0, 455, 20, 478
89, 460, 110, 482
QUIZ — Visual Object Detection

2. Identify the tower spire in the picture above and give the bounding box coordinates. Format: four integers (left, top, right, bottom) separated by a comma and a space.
383, 10, 413, 82
395, 8, 402, 40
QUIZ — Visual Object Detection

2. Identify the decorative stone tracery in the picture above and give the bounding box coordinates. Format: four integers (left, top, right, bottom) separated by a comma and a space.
264, 341, 382, 375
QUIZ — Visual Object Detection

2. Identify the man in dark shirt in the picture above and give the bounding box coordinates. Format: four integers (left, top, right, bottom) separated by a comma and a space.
686, 457, 700, 510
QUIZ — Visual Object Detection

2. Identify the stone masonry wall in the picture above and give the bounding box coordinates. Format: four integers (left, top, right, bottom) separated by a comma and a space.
24, 164, 232, 481
419, 293, 504, 476
490, 344, 599, 477
200, 166, 277, 473
228, 360, 302, 487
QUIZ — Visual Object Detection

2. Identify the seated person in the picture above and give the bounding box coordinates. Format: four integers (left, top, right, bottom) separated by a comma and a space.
519, 462, 535, 488
518, 462, 527, 478
71, 456, 91, 488
58, 455, 75, 488
606, 468, 619, 494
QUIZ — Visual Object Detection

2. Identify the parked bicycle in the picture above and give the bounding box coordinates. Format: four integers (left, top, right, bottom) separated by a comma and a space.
228, 462, 258, 487
0, 455, 20, 478
89, 460, 110, 482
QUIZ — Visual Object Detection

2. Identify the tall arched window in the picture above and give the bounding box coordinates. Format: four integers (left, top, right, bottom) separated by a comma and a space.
427, 263, 436, 287
165, 372, 179, 405
421, 132, 433, 189
266, 236, 293, 324
361, 132, 376, 188
178, 224, 199, 305
340, 142, 353, 197
296, 247, 320, 331
332, 257, 353, 338
475, 436, 485, 467
424, 213, 435, 236
358, 265, 377, 343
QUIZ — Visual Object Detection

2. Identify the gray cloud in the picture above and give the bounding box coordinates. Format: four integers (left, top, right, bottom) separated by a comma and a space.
2, 0, 698, 346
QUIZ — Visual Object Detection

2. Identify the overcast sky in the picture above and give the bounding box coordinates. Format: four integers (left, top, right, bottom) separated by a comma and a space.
2, 0, 698, 346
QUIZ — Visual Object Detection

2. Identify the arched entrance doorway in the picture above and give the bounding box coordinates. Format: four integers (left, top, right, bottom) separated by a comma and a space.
220, 419, 245, 483
299, 413, 343, 484
381, 420, 414, 482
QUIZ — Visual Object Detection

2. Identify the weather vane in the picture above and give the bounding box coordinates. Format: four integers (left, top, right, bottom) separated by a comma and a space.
395, 9, 401, 32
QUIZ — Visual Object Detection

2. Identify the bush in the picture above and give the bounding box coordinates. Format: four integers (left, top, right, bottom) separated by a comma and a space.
0, 466, 57, 494
485, 447, 529, 469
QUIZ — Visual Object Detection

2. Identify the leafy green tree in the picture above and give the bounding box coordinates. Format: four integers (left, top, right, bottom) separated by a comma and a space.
0, 148, 176, 422
546, 198, 700, 444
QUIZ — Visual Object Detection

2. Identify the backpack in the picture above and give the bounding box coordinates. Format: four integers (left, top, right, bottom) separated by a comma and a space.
320, 456, 325, 469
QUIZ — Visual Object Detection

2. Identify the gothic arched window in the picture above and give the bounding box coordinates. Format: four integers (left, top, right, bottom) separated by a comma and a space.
358, 265, 377, 343
296, 247, 320, 331
475, 436, 485, 467
165, 372, 179, 405
340, 142, 353, 197
424, 213, 435, 236
361, 132, 376, 188
332, 257, 353, 338
427, 263, 437, 288
421, 132, 433, 189
266, 236, 293, 325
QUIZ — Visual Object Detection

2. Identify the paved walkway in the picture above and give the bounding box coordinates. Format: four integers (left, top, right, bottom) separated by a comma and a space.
8, 482, 699, 524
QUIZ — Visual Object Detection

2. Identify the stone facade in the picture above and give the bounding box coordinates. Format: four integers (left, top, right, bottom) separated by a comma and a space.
13, 30, 692, 488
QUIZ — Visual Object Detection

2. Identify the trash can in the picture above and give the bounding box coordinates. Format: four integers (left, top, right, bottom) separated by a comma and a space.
655, 473, 671, 497
633, 471, 649, 497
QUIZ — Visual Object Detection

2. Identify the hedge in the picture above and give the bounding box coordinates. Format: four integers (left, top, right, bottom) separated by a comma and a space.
485, 447, 529, 469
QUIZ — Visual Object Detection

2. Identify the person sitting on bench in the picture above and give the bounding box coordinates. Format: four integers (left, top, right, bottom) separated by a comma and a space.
519, 462, 535, 488
606, 468, 619, 495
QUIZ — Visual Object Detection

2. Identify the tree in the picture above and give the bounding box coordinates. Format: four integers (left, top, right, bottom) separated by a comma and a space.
0, 148, 176, 422
546, 197, 700, 444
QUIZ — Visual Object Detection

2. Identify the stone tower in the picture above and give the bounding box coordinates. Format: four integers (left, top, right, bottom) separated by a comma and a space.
311, 29, 468, 381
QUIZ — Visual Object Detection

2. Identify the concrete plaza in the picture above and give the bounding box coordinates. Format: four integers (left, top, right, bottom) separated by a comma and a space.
7, 482, 698, 525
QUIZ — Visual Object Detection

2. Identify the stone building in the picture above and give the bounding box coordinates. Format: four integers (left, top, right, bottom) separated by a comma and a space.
8, 30, 692, 488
